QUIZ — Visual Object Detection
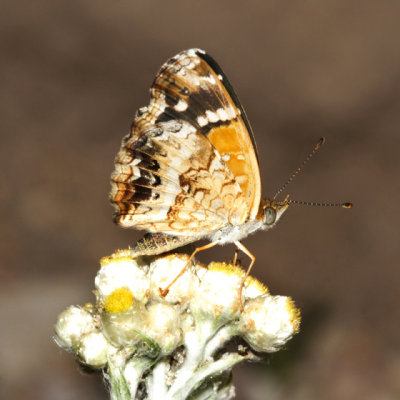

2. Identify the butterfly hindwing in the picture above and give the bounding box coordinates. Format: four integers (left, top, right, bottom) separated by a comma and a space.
111, 118, 242, 236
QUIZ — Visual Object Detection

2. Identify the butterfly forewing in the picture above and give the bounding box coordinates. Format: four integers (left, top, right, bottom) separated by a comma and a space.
149, 49, 261, 219
110, 49, 262, 245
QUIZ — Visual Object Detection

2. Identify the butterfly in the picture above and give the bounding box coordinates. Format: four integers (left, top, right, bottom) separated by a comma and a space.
110, 48, 294, 296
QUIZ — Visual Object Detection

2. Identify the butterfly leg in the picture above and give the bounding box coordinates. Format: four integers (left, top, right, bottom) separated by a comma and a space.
234, 241, 256, 310
232, 248, 240, 266
159, 241, 218, 297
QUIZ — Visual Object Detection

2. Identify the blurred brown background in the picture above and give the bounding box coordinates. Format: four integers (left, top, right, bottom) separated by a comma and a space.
1, 1, 399, 399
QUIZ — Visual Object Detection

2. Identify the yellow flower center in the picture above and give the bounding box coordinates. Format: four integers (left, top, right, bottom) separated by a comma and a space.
104, 287, 134, 313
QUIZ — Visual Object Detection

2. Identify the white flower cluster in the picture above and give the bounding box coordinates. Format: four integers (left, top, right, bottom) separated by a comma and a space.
55, 250, 300, 400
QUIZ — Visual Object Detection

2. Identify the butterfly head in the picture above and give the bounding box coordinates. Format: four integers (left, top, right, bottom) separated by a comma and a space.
259, 195, 290, 228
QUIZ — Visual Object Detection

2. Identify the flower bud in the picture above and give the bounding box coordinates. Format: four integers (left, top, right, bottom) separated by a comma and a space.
55, 306, 97, 349
77, 331, 109, 368
149, 254, 199, 304
192, 262, 244, 321
144, 302, 182, 354
96, 250, 150, 303
101, 298, 146, 347
239, 295, 301, 353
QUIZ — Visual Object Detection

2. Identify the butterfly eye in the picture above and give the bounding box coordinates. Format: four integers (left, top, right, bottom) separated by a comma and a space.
264, 207, 276, 225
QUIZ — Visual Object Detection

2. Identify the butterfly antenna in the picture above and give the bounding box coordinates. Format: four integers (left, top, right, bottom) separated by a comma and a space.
288, 199, 353, 209
273, 137, 326, 200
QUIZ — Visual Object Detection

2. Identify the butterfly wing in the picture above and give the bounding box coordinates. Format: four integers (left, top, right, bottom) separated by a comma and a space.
111, 118, 239, 236
110, 49, 261, 240
147, 48, 261, 219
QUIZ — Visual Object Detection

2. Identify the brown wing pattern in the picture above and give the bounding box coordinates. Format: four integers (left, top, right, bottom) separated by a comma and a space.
149, 49, 261, 219
110, 49, 260, 238
110, 118, 243, 236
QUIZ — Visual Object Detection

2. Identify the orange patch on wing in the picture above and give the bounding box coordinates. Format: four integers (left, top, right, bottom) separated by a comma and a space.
225, 156, 247, 181
207, 121, 245, 153
207, 121, 252, 197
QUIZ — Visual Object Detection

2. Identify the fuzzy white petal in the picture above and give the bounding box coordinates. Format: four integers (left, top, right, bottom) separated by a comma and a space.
77, 331, 109, 368
239, 295, 300, 352
55, 306, 97, 348
95, 258, 150, 303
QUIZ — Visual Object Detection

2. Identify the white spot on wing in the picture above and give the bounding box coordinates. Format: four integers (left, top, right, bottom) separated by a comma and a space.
205, 110, 219, 123
227, 105, 237, 118
216, 108, 229, 121
174, 99, 188, 111
222, 154, 231, 162
150, 174, 159, 185
188, 48, 203, 56
132, 166, 141, 177
197, 116, 208, 127
203, 74, 216, 84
